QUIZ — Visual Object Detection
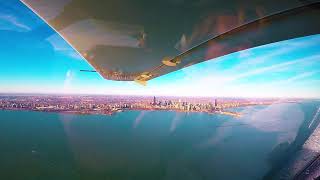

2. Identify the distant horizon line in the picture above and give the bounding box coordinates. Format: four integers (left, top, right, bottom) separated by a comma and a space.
0, 92, 319, 100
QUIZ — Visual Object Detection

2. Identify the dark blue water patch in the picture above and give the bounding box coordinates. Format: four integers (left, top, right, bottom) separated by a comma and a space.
0, 110, 77, 180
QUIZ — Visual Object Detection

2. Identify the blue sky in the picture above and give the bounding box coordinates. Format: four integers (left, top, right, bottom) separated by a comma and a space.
0, 0, 319, 98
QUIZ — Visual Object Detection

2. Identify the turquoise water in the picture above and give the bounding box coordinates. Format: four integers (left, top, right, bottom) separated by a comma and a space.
0, 102, 319, 180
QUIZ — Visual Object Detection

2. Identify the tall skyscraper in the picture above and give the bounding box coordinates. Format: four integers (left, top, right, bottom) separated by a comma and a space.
153, 96, 156, 105
214, 99, 218, 107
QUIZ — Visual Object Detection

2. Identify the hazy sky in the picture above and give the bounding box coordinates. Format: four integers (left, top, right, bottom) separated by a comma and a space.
0, 0, 319, 98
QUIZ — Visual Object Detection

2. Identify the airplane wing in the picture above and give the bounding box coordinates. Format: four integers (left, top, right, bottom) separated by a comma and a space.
21, 0, 320, 85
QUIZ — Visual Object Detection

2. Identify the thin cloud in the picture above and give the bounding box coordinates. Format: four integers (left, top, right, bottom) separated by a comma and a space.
286, 71, 320, 83
208, 54, 320, 85
0, 14, 31, 31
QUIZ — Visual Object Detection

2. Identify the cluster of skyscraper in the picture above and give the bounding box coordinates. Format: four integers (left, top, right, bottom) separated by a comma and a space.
151, 96, 219, 112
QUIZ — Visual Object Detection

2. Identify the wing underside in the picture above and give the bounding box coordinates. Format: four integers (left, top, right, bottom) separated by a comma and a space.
21, 0, 320, 83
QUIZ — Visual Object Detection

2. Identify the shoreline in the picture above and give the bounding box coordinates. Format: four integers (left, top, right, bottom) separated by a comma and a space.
0, 107, 242, 118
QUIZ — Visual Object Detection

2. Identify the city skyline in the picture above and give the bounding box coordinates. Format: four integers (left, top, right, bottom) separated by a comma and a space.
1, 94, 288, 118
0, 1, 320, 98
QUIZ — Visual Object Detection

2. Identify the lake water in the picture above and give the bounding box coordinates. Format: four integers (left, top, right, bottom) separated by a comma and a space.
0, 101, 319, 180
